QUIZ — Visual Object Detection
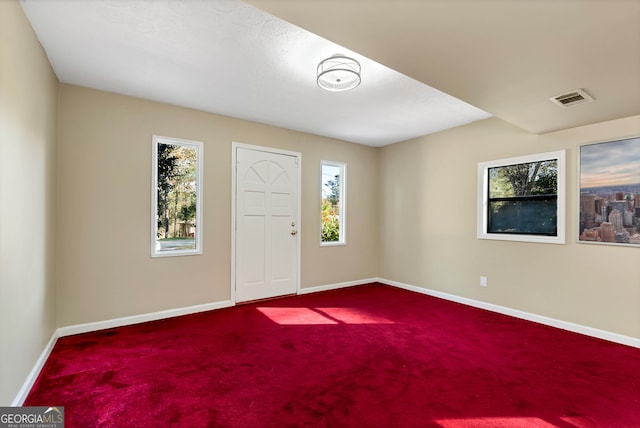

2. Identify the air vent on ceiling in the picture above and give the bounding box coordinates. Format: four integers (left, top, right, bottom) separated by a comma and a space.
549, 88, 594, 108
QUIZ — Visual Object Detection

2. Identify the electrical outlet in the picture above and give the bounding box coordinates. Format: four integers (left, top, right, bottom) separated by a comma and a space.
480, 276, 488, 287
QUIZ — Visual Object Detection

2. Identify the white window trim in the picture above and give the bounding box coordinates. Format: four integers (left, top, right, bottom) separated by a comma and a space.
151, 135, 203, 257
477, 150, 566, 244
320, 160, 347, 246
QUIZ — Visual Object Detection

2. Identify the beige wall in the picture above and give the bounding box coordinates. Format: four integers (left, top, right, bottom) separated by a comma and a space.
3, 0, 638, 405
379, 115, 640, 339
0, 1, 58, 405
56, 84, 379, 326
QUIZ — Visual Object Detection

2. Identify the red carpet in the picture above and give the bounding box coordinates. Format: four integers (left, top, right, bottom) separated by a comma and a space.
26, 283, 640, 427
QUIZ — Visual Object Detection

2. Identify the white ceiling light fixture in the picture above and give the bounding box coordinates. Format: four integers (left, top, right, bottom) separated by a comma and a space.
317, 54, 361, 92
20, 0, 493, 146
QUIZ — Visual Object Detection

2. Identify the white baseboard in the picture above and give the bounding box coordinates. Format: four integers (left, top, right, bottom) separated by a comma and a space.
298, 278, 378, 295
12, 330, 58, 406
13, 299, 235, 405
15, 277, 638, 405
57, 300, 235, 337
377, 277, 640, 349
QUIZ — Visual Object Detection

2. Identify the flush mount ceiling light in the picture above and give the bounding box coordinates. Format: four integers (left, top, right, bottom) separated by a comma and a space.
317, 54, 361, 92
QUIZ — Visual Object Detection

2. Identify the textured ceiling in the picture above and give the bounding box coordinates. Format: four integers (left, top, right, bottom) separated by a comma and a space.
246, 0, 640, 136
19, 0, 491, 147
20, 0, 640, 146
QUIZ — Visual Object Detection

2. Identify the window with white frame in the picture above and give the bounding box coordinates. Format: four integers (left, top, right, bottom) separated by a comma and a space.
151, 135, 203, 257
321, 161, 346, 245
477, 150, 565, 244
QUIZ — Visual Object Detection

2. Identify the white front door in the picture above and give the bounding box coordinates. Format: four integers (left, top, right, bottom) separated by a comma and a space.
234, 145, 300, 303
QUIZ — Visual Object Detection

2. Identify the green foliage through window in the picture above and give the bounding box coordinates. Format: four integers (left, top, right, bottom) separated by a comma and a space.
321, 162, 345, 244
152, 136, 202, 256
488, 160, 558, 235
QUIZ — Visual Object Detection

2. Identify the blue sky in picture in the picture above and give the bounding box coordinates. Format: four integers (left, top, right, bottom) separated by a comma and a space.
580, 137, 640, 189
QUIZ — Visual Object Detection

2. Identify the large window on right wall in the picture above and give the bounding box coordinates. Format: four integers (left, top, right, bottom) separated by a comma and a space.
321, 161, 346, 245
477, 150, 566, 244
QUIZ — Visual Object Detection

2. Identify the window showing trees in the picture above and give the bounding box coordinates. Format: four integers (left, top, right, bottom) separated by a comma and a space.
478, 151, 565, 244
152, 136, 203, 257
321, 161, 346, 245
489, 160, 558, 234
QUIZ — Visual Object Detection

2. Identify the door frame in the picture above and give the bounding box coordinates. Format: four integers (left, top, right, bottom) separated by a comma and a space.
231, 142, 302, 304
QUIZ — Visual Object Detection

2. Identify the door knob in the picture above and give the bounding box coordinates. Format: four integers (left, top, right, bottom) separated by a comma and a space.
290, 230, 298, 235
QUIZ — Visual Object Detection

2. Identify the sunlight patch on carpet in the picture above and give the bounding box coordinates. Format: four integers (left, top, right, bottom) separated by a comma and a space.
256, 306, 395, 325
435, 416, 592, 428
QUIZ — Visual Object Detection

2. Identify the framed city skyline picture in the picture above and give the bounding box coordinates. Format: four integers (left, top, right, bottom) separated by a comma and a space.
578, 136, 640, 246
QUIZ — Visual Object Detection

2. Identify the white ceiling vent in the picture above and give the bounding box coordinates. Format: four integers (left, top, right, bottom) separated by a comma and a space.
549, 88, 594, 108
